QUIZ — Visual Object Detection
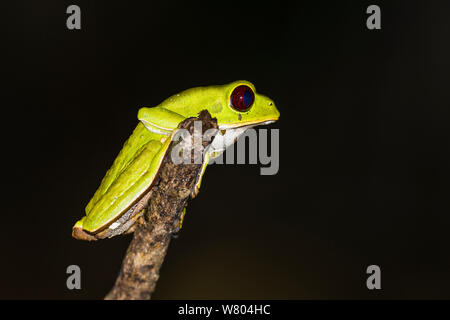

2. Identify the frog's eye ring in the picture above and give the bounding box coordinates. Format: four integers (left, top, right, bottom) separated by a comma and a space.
230, 85, 255, 112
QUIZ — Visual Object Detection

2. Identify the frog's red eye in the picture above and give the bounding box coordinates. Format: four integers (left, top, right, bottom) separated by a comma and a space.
230, 85, 255, 112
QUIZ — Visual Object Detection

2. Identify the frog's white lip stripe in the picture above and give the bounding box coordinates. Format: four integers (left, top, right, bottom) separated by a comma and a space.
142, 118, 277, 133
218, 119, 277, 130
140, 119, 172, 135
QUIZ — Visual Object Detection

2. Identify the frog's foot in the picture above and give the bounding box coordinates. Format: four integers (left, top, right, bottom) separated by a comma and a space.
123, 213, 146, 234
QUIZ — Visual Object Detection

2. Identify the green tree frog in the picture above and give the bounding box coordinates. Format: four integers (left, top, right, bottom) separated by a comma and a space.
72, 80, 280, 241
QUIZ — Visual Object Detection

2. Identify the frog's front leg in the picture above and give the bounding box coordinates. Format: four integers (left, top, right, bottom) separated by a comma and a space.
138, 106, 186, 135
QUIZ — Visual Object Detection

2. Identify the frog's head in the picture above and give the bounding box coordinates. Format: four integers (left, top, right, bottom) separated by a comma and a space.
207, 80, 280, 130
154, 80, 280, 130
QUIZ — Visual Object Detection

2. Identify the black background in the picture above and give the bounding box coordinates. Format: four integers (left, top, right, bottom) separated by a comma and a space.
3, 0, 450, 299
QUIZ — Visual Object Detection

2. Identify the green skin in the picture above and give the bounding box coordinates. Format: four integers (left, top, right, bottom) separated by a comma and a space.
72, 80, 280, 241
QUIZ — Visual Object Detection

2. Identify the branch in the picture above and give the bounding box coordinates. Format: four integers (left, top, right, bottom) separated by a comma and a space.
104, 110, 217, 300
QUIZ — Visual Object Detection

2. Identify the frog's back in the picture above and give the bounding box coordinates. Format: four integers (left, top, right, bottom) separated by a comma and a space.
158, 85, 223, 118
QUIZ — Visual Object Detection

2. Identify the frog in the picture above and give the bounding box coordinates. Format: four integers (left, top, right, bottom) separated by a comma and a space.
72, 80, 280, 241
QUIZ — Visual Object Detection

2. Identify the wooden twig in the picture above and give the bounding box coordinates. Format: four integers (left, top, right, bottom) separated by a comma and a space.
104, 110, 217, 300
